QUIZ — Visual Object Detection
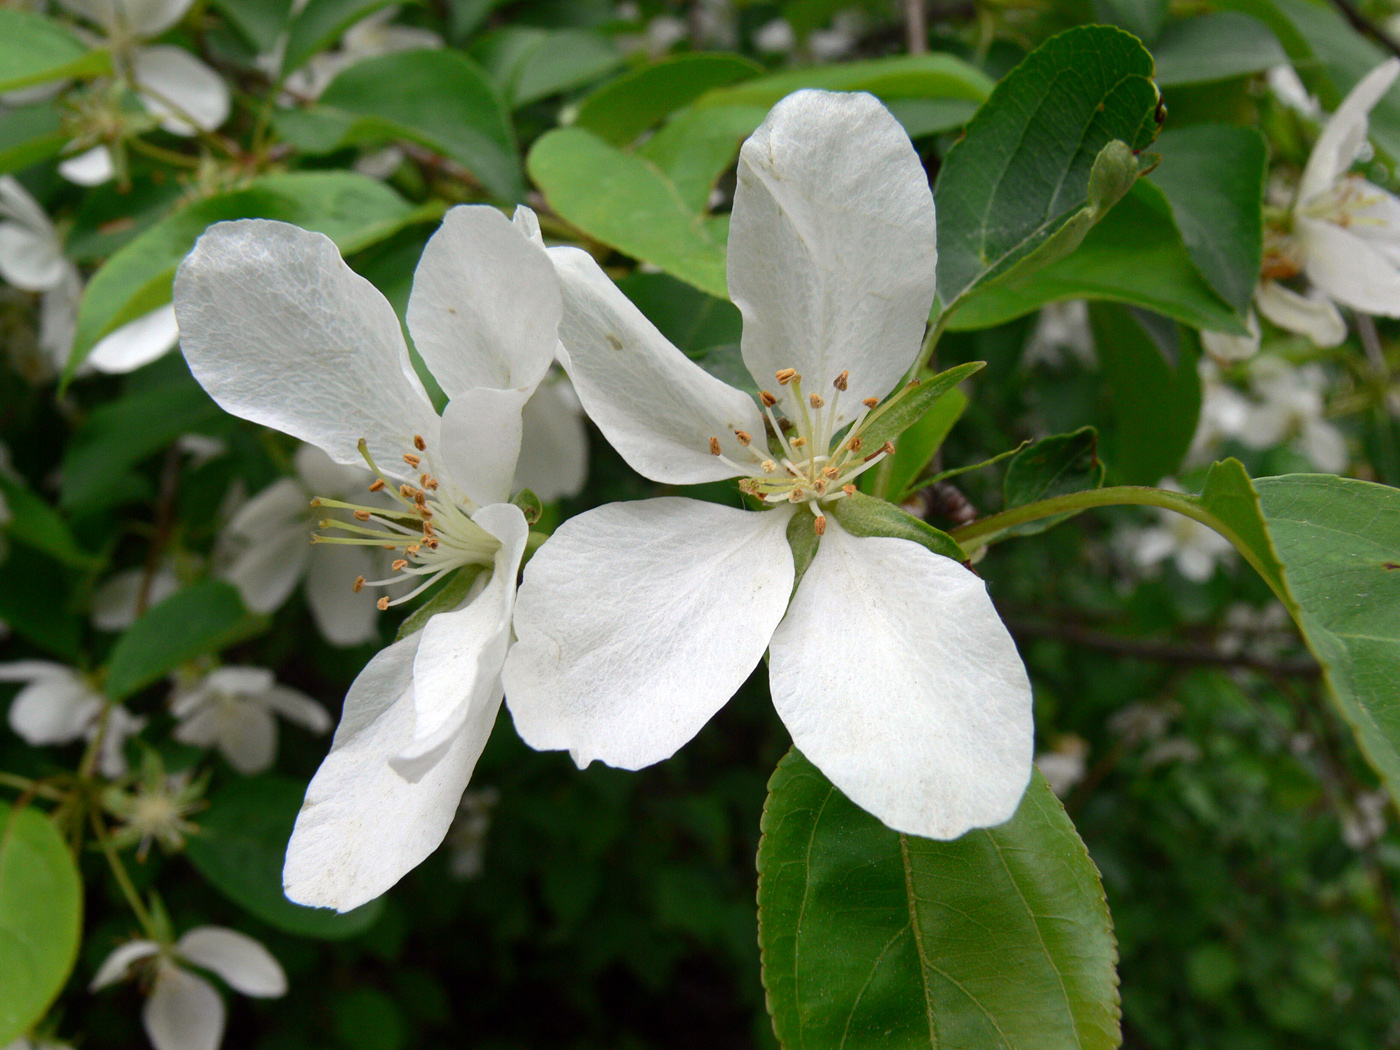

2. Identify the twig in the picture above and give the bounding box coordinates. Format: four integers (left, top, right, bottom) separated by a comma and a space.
136, 445, 182, 616
905, 0, 928, 53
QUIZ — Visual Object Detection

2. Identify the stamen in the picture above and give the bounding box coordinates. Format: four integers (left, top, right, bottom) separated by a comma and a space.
377, 597, 390, 611
775, 368, 798, 385
809, 394, 824, 409
413, 435, 426, 451
760, 390, 778, 407
849, 436, 863, 452
865, 441, 895, 462
392, 559, 408, 570
814, 514, 827, 535
833, 371, 849, 391
791, 436, 807, 448
369, 479, 385, 492
735, 430, 752, 446
862, 397, 879, 408
353, 576, 366, 592
709, 437, 722, 455
403, 452, 421, 468
761, 459, 776, 473
843, 484, 856, 496
354, 509, 371, 521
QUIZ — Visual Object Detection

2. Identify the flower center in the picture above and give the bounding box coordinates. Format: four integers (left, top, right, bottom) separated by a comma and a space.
1301, 174, 1390, 230
715, 368, 902, 533
310, 436, 500, 610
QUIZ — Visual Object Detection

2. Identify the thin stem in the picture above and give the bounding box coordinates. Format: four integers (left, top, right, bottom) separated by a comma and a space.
90, 808, 156, 936
0, 772, 66, 800
125, 137, 200, 170
76, 703, 112, 782
904, 0, 927, 53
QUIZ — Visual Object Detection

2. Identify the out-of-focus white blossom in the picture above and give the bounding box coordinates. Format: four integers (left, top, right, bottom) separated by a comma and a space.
1035, 735, 1089, 798
1023, 300, 1095, 368
92, 561, 182, 632
446, 786, 499, 880
1241, 357, 1348, 472
1267, 64, 1322, 117
1124, 480, 1235, 582
1341, 789, 1391, 849
0, 661, 143, 776
170, 667, 330, 775
282, 7, 443, 100
754, 18, 796, 54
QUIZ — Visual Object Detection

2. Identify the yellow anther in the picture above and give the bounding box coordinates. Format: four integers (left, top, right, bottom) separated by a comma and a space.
843, 484, 856, 496
822, 465, 838, 478
403, 452, 421, 467
849, 436, 863, 452
814, 514, 827, 536
775, 368, 798, 385
735, 430, 752, 446
709, 436, 722, 456
368, 478, 385, 492
353, 509, 371, 521
392, 559, 408, 571
760, 390, 778, 407
761, 459, 777, 473
791, 436, 807, 448
413, 435, 427, 451
862, 397, 879, 408
309, 497, 322, 507
377, 596, 390, 611
833, 371, 849, 391
814, 479, 828, 494
788, 487, 806, 502
353, 576, 366, 593
809, 393, 824, 409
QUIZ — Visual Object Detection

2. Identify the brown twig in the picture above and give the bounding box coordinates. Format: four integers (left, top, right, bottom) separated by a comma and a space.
905, 0, 928, 53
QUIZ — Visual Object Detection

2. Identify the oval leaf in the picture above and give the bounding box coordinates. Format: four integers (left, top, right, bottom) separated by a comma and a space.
0, 9, 109, 93
574, 52, 763, 145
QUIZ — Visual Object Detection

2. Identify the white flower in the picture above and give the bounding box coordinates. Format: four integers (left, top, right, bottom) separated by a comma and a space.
91, 927, 286, 1050
446, 786, 498, 880
1341, 789, 1390, 849
1267, 64, 1321, 118
502, 90, 1033, 842
1188, 358, 1253, 464
0, 176, 179, 374
173, 203, 562, 908
170, 667, 330, 775
753, 18, 796, 55
1127, 480, 1235, 582
0, 661, 144, 776
1023, 299, 1096, 368
1034, 734, 1088, 798
282, 7, 442, 100
1241, 356, 1348, 472
91, 561, 182, 631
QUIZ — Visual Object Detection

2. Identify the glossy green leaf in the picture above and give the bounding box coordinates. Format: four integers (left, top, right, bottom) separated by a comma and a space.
573, 52, 763, 145
935, 25, 1161, 307
1090, 303, 1201, 486
209, 0, 295, 53
105, 581, 269, 702
635, 104, 772, 213
619, 271, 741, 352
0, 104, 66, 176
1148, 124, 1266, 317
65, 172, 421, 379
1000, 426, 1106, 538
1150, 12, 1287, 87
758, 752, 1121, 1050
308, 49, 521, 200
0, 474, 99, 568
0, 10, 109, 93
472, 26, 621, 108
695, 52, 993, 111
879, 386, 968, 501
528, 127, 728, 297
186, 776, 385, 937
281, 0, 400, 74
0, 552, 81, 661
827, 491, 965, 562
858, 362, 985, 452
0, 803, 82, 1046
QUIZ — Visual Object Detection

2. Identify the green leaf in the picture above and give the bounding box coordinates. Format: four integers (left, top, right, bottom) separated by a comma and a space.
950, 180, 1247, 335
758, 752, 1121, 1050
1148, 123, 1266, 317
935, 26, 1161, 308
1093, 0, 1166, 41
65, 172, 421, 379
828, 491, 965, 562
280, 0, 399, 74
0, 103, 66, 176
307, 49, 521, 201
209, 0, 295, 53
0, 803, 82, 1046
0, 474, 100, 568
0, 10, 110, 93
635, 105, 770, 213
573, 52, 763, 145
858, 362, 985, 452
105, 581, 269, 702
1150, 12, 1287, 87
528, 126, 728, 298
1090, 303, 1201, 486
1000, 426, 1106, 538
883, 97, 982, 138
618, 272, 741, 353
695, 52, 994, 112
185, 776, 385, 937
471, 26, 621, 109
0, 551, 82, 661
785, 510, 820, 595
879, 386, 968, 502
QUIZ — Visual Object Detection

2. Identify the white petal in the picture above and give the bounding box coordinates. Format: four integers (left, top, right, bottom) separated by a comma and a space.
293, 442, 373, 498
0, 179, 64, 291
1254, 280, 1347, 347
1300, 59, 1400, 203
1175, 546, 1215, 583
511, 204, 544, 246
40, 265, 82, 368
143, 965, 223, 1050
405, 205, 559, 397
219, 501, 311, 615
260, 686, 331, 733
514, 373, 588, 501
123, 0, 194, 36
1300, 419, 1349, 472
1200, 311, 1260, 362
396, 502, 527, 775
729, 90, 937, 422
435, 388, 529, 508
503, 498, 795, 769
84, 303, 180, 373
0, 660, 69, 683
176, 703, 277, 775
283, 634, 488, 911
58, 146, 115, 187
176, 928, 287, 998
9, 677, 102, 744
175, 220, 441, 477
1131, 527, 1177, 569
304, 542, 381, 646
768, 521, 1033, 839
90, 940, 159, 989
133, 47, 231, 135
1299, 217, 1400, 316
91, 565, 180, 631
97, 706, 145, 778
549, 246, 766, 484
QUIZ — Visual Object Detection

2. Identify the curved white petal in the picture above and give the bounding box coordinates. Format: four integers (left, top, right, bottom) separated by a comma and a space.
283, 633, 486, 911
1299, 217, 1400, 316
549, 246, 766, 484
0, 179, 64, 291
133, 47, 231, 134
304, 542, 381, 646
514, 373, 588, 501
176, 928, 286, 998
1301, 419, 1349, 472
730, 90, 937, 422
91, 939, 160, 989
1254, 280, 1347, 346
58, 146, 115, 187
144, 965, 223, 1050
84, 303, 180, 373
1200, 311, 1260, 362
9, 677, 102, 744
436, 387, 529, 508
261, 687, 332, 733
0, 661, 70, 682
175, 220, 440, 476
41, 265, 83, 369
220, 487, 312, 614
396, 502, 527, 776
294, 442, 373, 498
406, 205, 558, 398
1300, 59, 1400, 203
768, 521, 1034, 839
503, 499, 795, 770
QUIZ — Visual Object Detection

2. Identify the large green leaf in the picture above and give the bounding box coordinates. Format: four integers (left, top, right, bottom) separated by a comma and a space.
0, 474, 99, 568
1150, 12, 1287, 87
573, 52, 763, 145
635, 105, 769, 213
528, 127, 729, 298
758, 752, 1120, 1050
65, 172, 422, 379
472, 26, 622, 109
105, 581, 268, 702
0, 9, 109, 93
694, 52, 994, 111
185, 776, 385, 938
209, 0, 295, 53
1000, 426, 1107, 538
934, 25, 1161, 307
0, 804, 82, 1046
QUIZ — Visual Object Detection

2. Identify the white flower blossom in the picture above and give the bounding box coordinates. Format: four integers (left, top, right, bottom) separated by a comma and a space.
502, 90, 1033, 842
1240, 356, 1348, 472
91, 561, 182, 631
1267, 63, 1322, 118
282, 7, 443, 100
1126, 480, 1235, 582
170, 667, 330, 775
1341, 789, 1391, 849
0, 661, 144, 776
91, 927, 286, 1050
754, 18, 796, 55
1023, 299, 1096, 368
1035, 734, 1088, 799
174, 203, 564, 909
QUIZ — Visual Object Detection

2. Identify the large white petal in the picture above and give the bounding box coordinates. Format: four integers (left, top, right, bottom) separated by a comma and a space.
84, 303, 180, 373
282, 634, 487, 911
396, 502, 527, 775
1298, 217, 1400, 316
405, 205, 558, 398
503, 498, 795, 769
514, 373, 588, 501
143, 965, 223, 1050
549, 246, 766, 484
176, 928, 286, 998
435, 387, 529, 508
729, 90, 937, 422
1300, 59, 1400, 203
304, 542, 381, 646
0, 178, 64, 291
1254, 279, 1347, 346
294, 442, 374, 499
57, 146, 115, 187
175, 220, 441, 477
133, 47, 231, 134
9, 677, 102, 744
219, 484, 312, 615
768, 521, 1034, 839
90, 940, 160, 989
0, 660, 69, 683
